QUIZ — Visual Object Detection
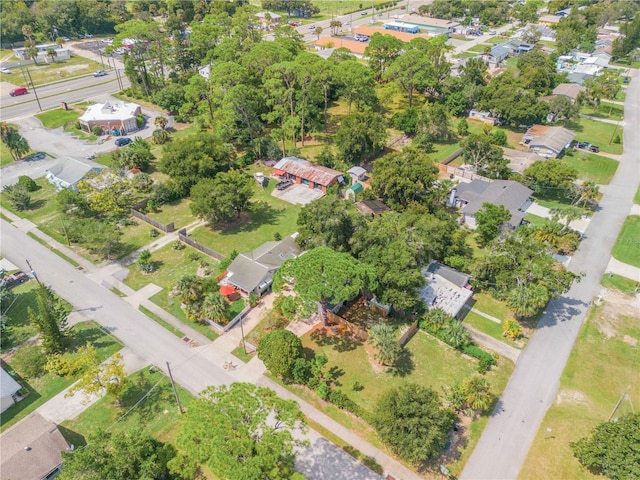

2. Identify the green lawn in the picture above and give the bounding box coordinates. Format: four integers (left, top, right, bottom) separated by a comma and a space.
566, 117, 623, 155
146, 198, 194, 229
634, 186, 640, 205
61, 367, 194, 445
139, 305, 185, 338
150, 290, 219, 341
1, 55, 104, 86
462, 310, 522, 349
580, 102, 624, 122
524, 213, 550, 228
600, 273, 639, 296
611, 216, 640, 267
1, 321, 123, 432
188, 178, 301, 257
519, 305, 639, 479
35, 108, 81, 129
0, 281, 40, 352
0, 142, 15, 166
561, 151, 618, 184
467, 44, 493, 53
469, 292, 512, 321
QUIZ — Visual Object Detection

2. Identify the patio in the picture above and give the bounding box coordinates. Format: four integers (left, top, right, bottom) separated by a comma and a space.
271, 183, 325, 205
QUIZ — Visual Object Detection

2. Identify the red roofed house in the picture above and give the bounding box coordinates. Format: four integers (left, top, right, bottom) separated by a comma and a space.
273, 157, 344, 193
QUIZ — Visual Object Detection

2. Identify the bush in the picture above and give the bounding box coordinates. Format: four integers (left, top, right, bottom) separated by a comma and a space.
291, 357, 311, 385
136, 114, 146, 128
613, 133, 621, 144
172, 240, 185, 250
17, 176, 38, 192
328, 389, 363, 417
149, 228, 160, 238
462, 345, 497, 373
316, 381, 330, 400
91, 125, 102, 136
502, 318, 522, 339
273, 232, 282, 241
4, 185, 31, 211
11, 344, 47, 379
152, 128, 169, 145
188, 252, 200, 262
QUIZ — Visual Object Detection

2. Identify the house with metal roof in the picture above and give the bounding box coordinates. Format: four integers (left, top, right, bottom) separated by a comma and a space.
224, 235, 302, 296
0, 412, 70, 480
273, 157, 343, 193
521, 125, 576, 158
45, 157, 105, 191
484, 44, 509, 66
449, 179, 533, 229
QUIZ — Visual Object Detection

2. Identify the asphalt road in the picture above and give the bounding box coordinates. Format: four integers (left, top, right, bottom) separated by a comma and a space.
461, 70, 640, 480
1, 73, 129, 121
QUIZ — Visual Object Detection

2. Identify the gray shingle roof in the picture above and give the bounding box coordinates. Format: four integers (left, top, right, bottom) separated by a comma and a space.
45, 156, 104, 186
426, 261, 470, 288
525, 125, 576, 154
456, 179, 533, 228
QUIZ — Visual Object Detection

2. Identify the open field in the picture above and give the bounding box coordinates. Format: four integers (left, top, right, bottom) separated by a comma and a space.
1, 55, 103, 86
566, 117, 623, 155
189, 178, 301, 258
611, 215, 640, 267
519, 297, 639, 479
1, 321, 123, 432
35, 108, 81, 129
562, 151, 618, 184
146, 198, 194, 229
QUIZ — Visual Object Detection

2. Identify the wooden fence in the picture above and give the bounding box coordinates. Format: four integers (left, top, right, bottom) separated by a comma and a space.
131, 200, 175, 233
398, 320, 419, 347
177, 229, 225, 261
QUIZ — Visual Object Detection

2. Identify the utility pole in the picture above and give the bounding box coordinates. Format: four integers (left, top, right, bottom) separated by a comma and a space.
166, 361, 183, 414
25, 259, 42, 285
25, 68, 42, 111
239, 313, 247, 354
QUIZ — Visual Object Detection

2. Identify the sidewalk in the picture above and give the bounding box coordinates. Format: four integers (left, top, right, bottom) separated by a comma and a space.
605, 257, 640, 282
258, 376, 423, 480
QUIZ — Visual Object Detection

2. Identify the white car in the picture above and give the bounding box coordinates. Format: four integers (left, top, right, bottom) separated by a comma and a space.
93, 70, 107, 77
0, 68, 11, 74
308, 24, 316, 30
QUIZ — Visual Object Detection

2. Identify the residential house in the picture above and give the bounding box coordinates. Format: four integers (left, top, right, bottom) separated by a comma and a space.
498, 40, 534, 56
566, 72, 593, 85
255, 11, 281, 29
514, 23, 556, 42
45, 157, 105, 191
449, 179, 533, 229
583, 55, 610, 68
0, 412, 70, 480
273, 157, 343, 193
483, 44, 509, 66
552, 83, 586, 102
197, 64, 210, 80
468, 110, 500, 125
521, 125, 576, 158
538, 14, 562, 25
1, 367, 21, 413
419, 261, 473, 319
224, 235, 302, 296
78, 101, 142, 135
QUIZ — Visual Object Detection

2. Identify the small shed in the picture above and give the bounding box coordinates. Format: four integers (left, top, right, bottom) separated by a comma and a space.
345, 182, 363, 200
347, 166, 367, 182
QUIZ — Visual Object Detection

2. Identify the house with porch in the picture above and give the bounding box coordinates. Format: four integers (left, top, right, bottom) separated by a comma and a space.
224, 235, 302, 296
273, 157, 344, 193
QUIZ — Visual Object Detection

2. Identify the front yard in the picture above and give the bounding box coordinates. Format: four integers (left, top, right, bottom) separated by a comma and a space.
566, 117, 623, 155
611, 215, 640, 267
561, 151, 618, 185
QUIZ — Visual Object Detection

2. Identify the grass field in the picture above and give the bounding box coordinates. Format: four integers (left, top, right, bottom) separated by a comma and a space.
61, 367, 194, 445
35, 108, 81, 129
146, 198, 194, 229
0, 281, 40, 352
600, 273, 638, 296
1, 321, 123, 432
1, 55, 103, 86
611, 215, 640, 267
523, 213, 550, 228
462, 311, 523, 349
519, 303, 639, 479
561, 151, 618, 184
580, 102, 624, 122
566, 117, 623, 155
467, 44, 493, 53
188, 178, 301, 257
150, 290, 219, 342
635, 186, 640, 205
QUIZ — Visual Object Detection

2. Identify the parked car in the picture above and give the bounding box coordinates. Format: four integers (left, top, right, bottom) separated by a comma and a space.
25, 152, 46, 161
276, 178, 293, 190
9, 87, 28, 96
589, 145, 600, 153
84, 33, 94, 38
62, 36, 70, 41
576, 141, 590, 149
102, 37, 114, 43
361, 11, 368, 15
114, 137, 132, 147
488, 30, 497, 35
308, 24, 316, 30
289, 22, 300, 27
93, 70, 107, 77
0, 67, 11, 74
0, 272, 29, 289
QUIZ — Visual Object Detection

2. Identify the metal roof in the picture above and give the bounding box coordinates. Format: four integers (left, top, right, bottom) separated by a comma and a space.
273, 157, 343, 186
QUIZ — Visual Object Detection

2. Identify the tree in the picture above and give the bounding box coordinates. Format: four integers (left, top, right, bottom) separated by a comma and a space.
548, 95, 580, 125
550, 205, 583, 231
371, 147, 439, 210
329, 20, 342, 35
335, 111, 387, 165
502, 318, 522, 339
521, 24, 542, 45
17, 175, 37, 191
152, 128, 169, 144
28, 284, 67, 354
296, 196, 365, 252
415, 103, 454, 145
460, 134, 506, 176
570, 413, 640, 480
524, 160, 578, 196
112, 137, 154, 171
457, 118, 469, 136
258, 330, 304, 380
201, 291, 228, 323
365, 33, 403, 82
373, 383, 455, 465
449, 375, 493, 414
175, 275, 203, 306
59, 429, 174, 480
274, 247, 376, 327
442, 320, 472, 349
335, 60, 378, 114
190, 170, 254, 224
368, 323, 401, 367
172, 383, 307, 480
0, 122, 30, 162
46, 47, 58, 63
384, 49, 432, 108
137, 249, 155, 273
572, 181, 599, 209
475, 203, 512, 246
77, 172, 134, 220
66, 348, 129, 405
3, 184, 31, 211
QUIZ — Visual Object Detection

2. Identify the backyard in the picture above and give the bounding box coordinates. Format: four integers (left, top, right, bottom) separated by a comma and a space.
519, 296, 639, 479
1, 321, 123, 431
0, 281, 41, 352
188, 178, 301, 258
611, 215, 640, 267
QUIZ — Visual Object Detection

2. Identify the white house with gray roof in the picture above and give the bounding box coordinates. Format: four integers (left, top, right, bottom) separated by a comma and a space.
45, 157, 104, 191
224, 235, 302, 296
449, 179, 533, 229
420, 262, 473, 319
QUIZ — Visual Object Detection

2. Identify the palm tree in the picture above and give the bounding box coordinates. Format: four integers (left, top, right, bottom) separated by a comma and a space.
507, 283, 548, 318
315, 26, 323, 40
572, 181, 599, 209
202, 292, 228, 323
422, 308, 450, 331
46, 47, 58, 63
21, 25, 34, 44
329, 20, 342, 35
176, 275, 202, 305
154, 116, 168, 130
368, 323, 401, 366
26, 45, 39, 65
550, 205, 583, 232
442, 321, 471, 349
461, 375, 492, 412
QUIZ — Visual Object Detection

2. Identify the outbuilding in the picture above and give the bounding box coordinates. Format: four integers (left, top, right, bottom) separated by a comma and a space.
273, 157, 343, 193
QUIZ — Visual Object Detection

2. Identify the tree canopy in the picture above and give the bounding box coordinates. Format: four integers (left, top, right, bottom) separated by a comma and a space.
258, 330, 304, 380
189, 170, 254, 224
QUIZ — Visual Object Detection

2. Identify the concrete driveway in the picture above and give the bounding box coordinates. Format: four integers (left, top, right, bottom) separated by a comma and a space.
271, 183, 325, 205
1, 95, 164, 188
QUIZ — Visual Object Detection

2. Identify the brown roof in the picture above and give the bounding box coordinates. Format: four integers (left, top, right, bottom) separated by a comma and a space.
315, 36, 367, 54
552, 83, 585, 100
273, 157, 343, 186
1, 413, 70, 480
525, 124, 548, 136
356, 200, 390, 216
352, 25, 431, 43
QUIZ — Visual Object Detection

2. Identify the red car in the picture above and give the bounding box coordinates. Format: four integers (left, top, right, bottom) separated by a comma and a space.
9, 87, 28, 96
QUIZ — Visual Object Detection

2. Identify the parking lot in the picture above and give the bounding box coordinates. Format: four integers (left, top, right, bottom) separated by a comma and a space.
271, 183, 325, 205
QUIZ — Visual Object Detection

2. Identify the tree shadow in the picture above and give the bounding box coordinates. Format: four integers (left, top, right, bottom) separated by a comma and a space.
118, 371, 172, 426
535, 295, 589, 329
28, 199, 45, 210
310, 330, 362, 352
392, 348, 415, 378
68, 325, 113, 351
327, 365, 345, 387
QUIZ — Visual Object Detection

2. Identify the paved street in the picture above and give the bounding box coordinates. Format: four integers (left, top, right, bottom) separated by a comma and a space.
461, 69, 640, 480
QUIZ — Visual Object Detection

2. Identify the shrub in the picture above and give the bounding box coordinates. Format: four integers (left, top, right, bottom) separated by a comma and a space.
316, 381, 330, 400
247, 292, 260, 308
172, 240, 185, 250
188, 252, 200, 262
291, 358, 311, 385
17, 176, 37, 192
4, 185, 31, 211
152, 128, 169, 144
91, 125, 102, 136
462, 345, 497, 373
502, 318, 522, 339
149, 228, 160, 238
257, 330, 304, 380
273, 232, 282, 241
11, 344, 47, 379
136, 114, 146, 128
613, 133, 621, 144
74, 121, 81, 130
